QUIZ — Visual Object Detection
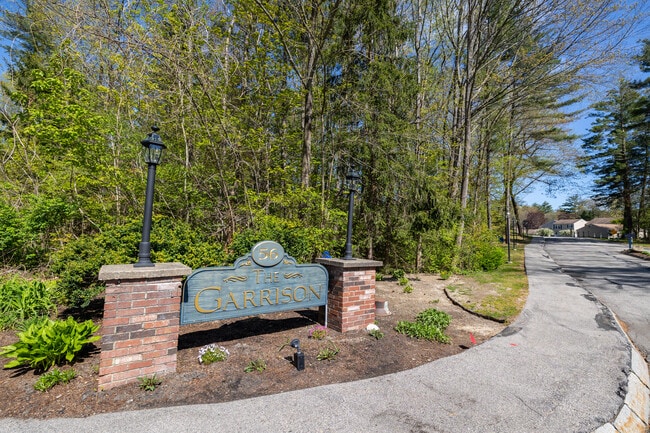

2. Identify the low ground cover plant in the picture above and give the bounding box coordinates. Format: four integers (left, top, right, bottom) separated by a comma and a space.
0, 316, 100, 372
197, 344, 229, 364
138, 374, 162, 391
244, 359, 266, 373
33, 368, 77, 392
316, 344, 340, 361
308, 324, 328, 340
395, 308, 452, 344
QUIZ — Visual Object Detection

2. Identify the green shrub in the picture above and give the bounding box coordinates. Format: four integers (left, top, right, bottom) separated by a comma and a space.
460, 230, 506, 272
50, 216, 226, 308
0, 278, 56, 330
395, 308, 451, 344
1, 316, 100, 372
229, 213, 339, 263
536, 228, 552, 237
33, 368, 77, 392
421, 229, 458, 273
0, 196, 75, 268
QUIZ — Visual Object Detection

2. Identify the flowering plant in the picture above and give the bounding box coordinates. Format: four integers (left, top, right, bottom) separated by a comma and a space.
308, 325, 328, 340
198, 344, 229, 365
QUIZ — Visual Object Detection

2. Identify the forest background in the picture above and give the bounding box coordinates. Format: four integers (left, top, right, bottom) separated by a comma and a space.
0, 0, 649, 309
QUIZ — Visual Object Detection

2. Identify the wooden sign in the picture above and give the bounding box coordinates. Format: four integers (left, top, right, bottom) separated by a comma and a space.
181, 241, 328, 325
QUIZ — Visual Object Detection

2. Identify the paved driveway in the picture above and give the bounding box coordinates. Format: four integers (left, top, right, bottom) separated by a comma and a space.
542, 238, 650, 360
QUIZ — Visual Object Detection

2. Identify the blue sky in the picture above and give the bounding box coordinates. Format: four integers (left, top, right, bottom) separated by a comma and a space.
521, 23, 650, 210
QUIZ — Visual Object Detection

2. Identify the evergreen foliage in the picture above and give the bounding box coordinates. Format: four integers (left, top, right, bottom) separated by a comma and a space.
0, 0, 645, 299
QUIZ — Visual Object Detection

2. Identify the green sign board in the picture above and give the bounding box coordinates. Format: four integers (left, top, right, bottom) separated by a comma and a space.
181, 241, 329, 325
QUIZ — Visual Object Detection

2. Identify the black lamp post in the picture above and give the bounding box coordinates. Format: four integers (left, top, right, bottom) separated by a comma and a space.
135, 126, 166, 268
344, 168, 361, 260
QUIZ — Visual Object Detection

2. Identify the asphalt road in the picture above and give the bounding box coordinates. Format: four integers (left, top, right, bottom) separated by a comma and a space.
542, 238, 650, 361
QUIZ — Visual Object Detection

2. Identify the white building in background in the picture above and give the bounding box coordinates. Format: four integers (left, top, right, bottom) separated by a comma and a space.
552, 219, 586, 237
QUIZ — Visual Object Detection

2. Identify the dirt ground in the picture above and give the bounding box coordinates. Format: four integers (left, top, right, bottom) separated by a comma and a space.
0, 274, 508, 419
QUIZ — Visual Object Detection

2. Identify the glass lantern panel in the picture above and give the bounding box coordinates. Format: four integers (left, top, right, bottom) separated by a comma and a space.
144, 144, 164, 164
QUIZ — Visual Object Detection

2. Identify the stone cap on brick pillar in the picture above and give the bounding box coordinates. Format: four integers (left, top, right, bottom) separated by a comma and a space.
98, 262, 192, 283
316, 257, 383, 269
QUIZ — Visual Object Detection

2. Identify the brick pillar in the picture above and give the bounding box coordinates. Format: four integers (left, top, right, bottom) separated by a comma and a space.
316, 258, 382, 333
97, 263, 191, 390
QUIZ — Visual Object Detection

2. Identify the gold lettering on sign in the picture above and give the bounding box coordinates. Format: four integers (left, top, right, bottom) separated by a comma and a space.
260, 289, 273, 306
309, 285, 322, 299
280, 287, 293, 304
243, 290, 258, 308
194, 287, 221, 313
222, 292, 242, 311
293, 286, 307, 302
254, 269, 280, 284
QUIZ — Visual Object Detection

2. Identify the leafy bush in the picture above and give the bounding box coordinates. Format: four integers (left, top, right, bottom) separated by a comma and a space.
0, 196, 75, 268
50, 216, 226, 308
33, 368, 77, 392
229, 213, 340, 263
538, 228, 554, 237
0, 277, 56, 330
395, 308, 451, 344
420, 229, 458, 273
460, 230, 506, 272
0, 316, 100, 372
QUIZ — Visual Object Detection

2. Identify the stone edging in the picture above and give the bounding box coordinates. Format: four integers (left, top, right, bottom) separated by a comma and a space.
593, 311, 650, 433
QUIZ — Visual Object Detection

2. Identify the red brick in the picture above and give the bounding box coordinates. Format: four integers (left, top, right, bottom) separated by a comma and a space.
113, 339, 143, 349
102, 317, 131, 327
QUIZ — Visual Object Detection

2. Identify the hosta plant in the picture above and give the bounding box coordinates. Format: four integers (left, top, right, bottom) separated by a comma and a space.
1, 316, 100, 372
395, 308, 452, 344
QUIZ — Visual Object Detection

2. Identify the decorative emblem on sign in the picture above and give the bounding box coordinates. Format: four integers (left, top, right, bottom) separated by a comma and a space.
181, 241, 328, 325
224, 275, 248, 283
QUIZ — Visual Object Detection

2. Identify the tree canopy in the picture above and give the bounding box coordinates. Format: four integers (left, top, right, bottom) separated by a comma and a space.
0, 0, 645, 280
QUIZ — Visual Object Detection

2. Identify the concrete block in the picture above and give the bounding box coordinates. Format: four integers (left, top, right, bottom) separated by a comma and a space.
613, 403, 646, 433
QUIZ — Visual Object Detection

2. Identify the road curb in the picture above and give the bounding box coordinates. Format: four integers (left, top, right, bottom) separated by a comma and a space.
594, 314, 650, 433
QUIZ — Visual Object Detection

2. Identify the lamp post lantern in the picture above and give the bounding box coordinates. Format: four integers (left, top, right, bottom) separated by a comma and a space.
344, 167, 361, 260
135, 126, 166, 268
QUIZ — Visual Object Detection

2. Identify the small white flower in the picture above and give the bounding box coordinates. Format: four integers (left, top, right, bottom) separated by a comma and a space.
366, 323, 380, 332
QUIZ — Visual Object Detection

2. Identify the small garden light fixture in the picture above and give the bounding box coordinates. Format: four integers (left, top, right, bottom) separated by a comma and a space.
290, 338, 305, 371
135, 126, 166, 268
344, 167, 361, 260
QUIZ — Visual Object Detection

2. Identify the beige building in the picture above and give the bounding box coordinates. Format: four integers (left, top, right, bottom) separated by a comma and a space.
576, 218, 622, 239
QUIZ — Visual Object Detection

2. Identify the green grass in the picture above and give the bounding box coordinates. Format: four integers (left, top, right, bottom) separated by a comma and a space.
454, 241, 528, 323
